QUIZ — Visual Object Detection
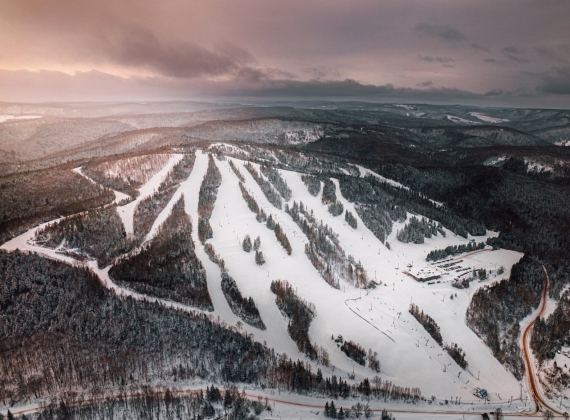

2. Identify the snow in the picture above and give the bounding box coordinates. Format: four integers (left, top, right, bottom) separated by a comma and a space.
0, 115, 42, 123
484, 156, 507, 166
118, 154, 183, 236
554, 139, 570, 146
394, 104, 414, 110
447, 115, 480, 125
469, 112, 510, 124
73, 167, 130, 204
524, 158, 553, 173
0, 147, 534, 416
208, 142, 250, 156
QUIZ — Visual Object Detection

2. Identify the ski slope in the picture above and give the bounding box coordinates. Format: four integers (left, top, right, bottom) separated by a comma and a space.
0, 146, 533, 414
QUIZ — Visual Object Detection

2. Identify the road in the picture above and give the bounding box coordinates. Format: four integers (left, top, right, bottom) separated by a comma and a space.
521, 266, 563, 416
3, 387, 555, 419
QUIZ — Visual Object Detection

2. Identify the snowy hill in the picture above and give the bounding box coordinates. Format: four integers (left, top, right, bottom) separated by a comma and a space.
1, 144, 529, 412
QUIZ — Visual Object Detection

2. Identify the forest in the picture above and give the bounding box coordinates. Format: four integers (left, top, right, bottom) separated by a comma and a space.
82, 153, 173, 197
109, 196, 213, 310
26, 385, 272, 420
260, 165, 292, 201
301, 174, 321, 196
0, 250, 271, 405
322, 179, 344, 217
426, 242, 486, 261
270, 279, 317, 360
444, 343, 468, 370
35, 205, 134, 268
531, 289, 570, 362
0, 166, 115, 245
204, 241, 265, 330
466, 255, 544, 379
243, 162, 283, 209
409, 304, 443, 346
286, 201, 369, 289
197, 154, 222, 243
133, 153, 195, 241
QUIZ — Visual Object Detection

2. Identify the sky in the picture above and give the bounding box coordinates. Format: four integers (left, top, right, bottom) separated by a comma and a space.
1, 0, 569, 107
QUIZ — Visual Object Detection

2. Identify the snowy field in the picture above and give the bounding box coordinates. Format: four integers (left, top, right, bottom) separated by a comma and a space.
469, 112, 510, 124
446, 115, 480, 125
0, 114, 42, 123
1, 146, 538, 417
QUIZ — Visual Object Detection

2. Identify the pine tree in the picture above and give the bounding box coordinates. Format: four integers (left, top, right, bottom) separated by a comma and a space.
242, 235, 252, 252
330, 401, 337, 419
255, 250, 266, 265
223, 390, 232, 409
253, 236, 261, 251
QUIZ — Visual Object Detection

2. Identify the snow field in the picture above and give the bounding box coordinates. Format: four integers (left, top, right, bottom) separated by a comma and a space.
193, 156, 526, 403
0, 115, 42, 123
0, 146, 532, 412
276, 169, 523, 399
469, 112, 510, 124
447, 115, 480, 125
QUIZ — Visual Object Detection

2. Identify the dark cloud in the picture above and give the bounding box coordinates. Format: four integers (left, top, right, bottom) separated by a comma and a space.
505, 55, 530, 64
418, 55, 454, 63
484, 89, 508, 97
231, 78, 488, 101
0, 0, 569, 107
302, 66, 341, 80
501, 46, 530, 63
417, 80, 433, 88
471, 43, 490, 52
82, 22, 263, 79
533, 45, 569, 64
502, 46, 525, 55
414, 23, 467, 42
0, 69, 492, 102
536, 66, 570, 94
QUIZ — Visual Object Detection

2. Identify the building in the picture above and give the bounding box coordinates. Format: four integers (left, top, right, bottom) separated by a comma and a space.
405, 266, 441, 282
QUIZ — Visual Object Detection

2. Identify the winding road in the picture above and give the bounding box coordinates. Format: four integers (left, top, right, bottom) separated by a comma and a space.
521, 266, 564, 416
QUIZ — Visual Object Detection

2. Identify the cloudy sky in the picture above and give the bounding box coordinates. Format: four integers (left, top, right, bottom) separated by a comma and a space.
1, 0, 569, 107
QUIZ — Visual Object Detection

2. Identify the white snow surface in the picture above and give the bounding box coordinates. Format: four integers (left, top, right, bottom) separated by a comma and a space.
484, 156, 508, 166
469, 112, 510, 123
0, 147, 535, 414
524, 158, 553, 173
447, 115, 480, 125
0, 115, 42, 123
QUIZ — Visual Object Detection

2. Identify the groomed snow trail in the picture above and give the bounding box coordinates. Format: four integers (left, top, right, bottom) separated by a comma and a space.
118, 153, 183, 236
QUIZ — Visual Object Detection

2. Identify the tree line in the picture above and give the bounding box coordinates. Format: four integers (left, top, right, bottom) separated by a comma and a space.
197, 154, 222, 243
